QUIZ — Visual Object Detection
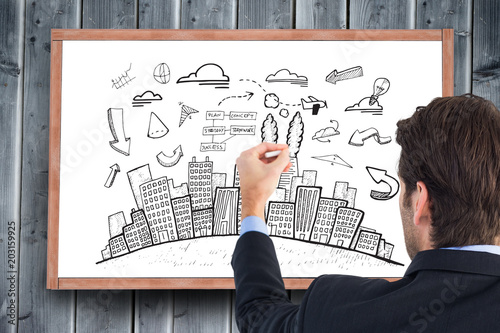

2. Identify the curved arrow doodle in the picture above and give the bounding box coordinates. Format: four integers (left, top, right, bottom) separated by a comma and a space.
156, 145, 183, 167
349, 128, 392, 146
218, 91, 254, 106
366, 166, 400, 200
108, 108, 131, 156
104, 163, 120, 188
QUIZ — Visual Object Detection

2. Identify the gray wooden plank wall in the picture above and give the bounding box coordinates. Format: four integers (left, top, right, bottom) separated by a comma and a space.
0, 1, 497, 332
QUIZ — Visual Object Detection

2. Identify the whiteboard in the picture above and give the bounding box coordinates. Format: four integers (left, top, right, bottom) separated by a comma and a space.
48, 30, 453, 289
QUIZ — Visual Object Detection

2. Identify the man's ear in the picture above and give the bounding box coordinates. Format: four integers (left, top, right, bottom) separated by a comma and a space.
413, 181, 432, 227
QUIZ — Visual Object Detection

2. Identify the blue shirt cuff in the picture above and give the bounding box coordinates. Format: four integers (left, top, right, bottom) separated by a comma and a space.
240, 216, 269, 237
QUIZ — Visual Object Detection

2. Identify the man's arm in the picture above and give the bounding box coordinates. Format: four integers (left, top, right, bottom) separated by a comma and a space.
232, 143, 302, 332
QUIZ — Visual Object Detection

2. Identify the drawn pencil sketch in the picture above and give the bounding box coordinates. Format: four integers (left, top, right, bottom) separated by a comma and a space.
301, 96, 327, 115
147, 112, 169, 139
177, 63, 230, 88
111, 63, 135, 89
312, 121, 340, 143
153, 63, 170, 84
156, 145, 183, 167
104, 163, 120, 188
345, 78, 390, 115
348, 127, 392, 146
261, 113, 278, 143
132, 91, 162, 108
107, 108, 131, 156
266, 69, 308, 87
312, 154, 353, 168
366, 167, 400, 200
326, 66, 363, 85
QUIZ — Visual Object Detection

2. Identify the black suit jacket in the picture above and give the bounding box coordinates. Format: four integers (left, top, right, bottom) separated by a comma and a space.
232, 231, 500, 333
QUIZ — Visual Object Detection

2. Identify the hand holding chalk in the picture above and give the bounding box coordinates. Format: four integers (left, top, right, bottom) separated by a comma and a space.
264, 150, 282, 159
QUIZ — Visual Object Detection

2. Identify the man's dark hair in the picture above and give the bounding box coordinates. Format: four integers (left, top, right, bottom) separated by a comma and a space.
396, 94, 500, 248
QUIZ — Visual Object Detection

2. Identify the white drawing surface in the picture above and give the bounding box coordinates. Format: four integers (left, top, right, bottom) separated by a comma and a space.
58, 40, 443, 278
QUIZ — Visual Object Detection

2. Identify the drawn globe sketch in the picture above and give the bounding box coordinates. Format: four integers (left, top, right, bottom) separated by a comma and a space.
153, 63, 170, 84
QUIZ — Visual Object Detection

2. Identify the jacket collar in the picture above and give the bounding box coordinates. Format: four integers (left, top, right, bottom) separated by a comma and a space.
404, 249, 500, 277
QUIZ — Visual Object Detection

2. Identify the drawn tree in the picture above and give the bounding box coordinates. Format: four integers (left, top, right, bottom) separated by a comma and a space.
286, 111, 304, 157
261, 113, 278, 143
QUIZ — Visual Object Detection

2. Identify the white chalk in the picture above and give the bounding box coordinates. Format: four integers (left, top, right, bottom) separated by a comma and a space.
264, 150, 282, 159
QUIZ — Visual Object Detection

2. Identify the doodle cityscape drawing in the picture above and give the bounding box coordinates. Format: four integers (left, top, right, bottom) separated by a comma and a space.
56, 39, 448, 279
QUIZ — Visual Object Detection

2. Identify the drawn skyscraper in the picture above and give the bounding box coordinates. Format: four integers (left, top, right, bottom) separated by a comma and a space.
267, 202, 295, 238
127, 164, 152, 210
294, 186, 321, 241
355, 230, 382, 255
171, 195, 194, 239
188, 156, 213, 210
123, 208, 153, 251
192, 208, 213, 237
329, 207, 364, 248
233, 165, 242, 232
213, 187, 239, 235
310, 198, 347, 243
333, 181, 357, 208
140, 176, 178, 244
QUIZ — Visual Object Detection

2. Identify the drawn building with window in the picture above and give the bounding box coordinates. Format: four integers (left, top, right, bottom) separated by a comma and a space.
109, 234, 129, 257
310, 198, 347, 243
233, 165, 242, 233
140, 176, 178, 244
192, 208, 213, 237
350, 226, 376, 250
213, 187, 240, 235
123, 208, 153, 251
171, 195, 194, 239
188, 156, 213, 210
294, 186, 321, 241
377, 239, 394, 259
355, 230, 382, 255
101, 245, 111, 260
329, 207, 364, 248
266, 201, 295, 238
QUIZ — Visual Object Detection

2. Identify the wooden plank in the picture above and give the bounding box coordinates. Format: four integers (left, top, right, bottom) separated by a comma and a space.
296, 0, 347, 29
76, 290, 133, 332
138, 0, 180, 29
51, 29, 444, 41
18, 0, 79, 332
416, 0, 472, 95
47, 39, 62, 290
181, 0, 237, 29
173, 290, 231, 333
136, 3, 178, 331
442, 29, 454, 97
82, 0, 137, 29
0, 1, 24, 331
472, 0, 500, 108
238, 0, 293, 29
349, 0, 415, 29
134, 290, 174, 332
75, 2, 137, 333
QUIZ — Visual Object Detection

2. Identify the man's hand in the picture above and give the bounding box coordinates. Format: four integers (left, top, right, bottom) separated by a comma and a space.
236, 143, 292, 221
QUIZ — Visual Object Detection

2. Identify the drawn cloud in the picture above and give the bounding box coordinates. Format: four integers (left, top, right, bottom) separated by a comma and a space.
176, 63, 230, 84
345, 97, 382, 111
133, 91, 162, 101
266, 69, 308, 87
312, 126, 340, 142
264, 93, 280, 108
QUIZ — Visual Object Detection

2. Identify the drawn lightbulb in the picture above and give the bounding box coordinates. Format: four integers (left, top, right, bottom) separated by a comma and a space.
369, 78, 390, 106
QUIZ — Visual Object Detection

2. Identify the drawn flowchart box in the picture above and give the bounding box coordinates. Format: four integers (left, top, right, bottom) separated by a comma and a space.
206, 111, 225, 120
230, 125, 255, 135
229, 111, 257, 120
203, 126, 226, 135
200, 143, 226, 151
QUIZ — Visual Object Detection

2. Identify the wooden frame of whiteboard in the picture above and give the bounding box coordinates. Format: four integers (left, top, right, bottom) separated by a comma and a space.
48, 29, 454, 290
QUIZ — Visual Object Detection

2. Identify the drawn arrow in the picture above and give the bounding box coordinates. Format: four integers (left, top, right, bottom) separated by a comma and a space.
108, 108, 131, 156
156, 145, 183, 167
104, 163, 120, 188
348, 128, 392, 146
312, 154, 353, 168
218, 91, 254, 106
366, 166, 400, 200
326, 66, 363, 85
